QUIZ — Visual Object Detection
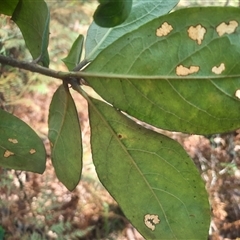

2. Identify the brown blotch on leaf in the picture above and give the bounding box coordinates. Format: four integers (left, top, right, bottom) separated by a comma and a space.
176, 64, 200, 76
29, 149, 36, 154
4, 150, 14, 158
156, 22, 173, 37
216, 20, 238, 36
8, 138, 18, 144
144, 214, 160, 231
212, 63, 225, 75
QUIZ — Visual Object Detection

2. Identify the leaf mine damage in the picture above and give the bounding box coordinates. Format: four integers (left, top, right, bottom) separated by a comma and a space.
187, 24, 206, 45
216, 20, 238, 36
144, 214, 161, 231
176, 64, 200, 76
156, 22, 173, 37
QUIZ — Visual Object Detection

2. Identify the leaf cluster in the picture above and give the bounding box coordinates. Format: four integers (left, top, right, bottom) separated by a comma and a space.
1, 0, 240, 239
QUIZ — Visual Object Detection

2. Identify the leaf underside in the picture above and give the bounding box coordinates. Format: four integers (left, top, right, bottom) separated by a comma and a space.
85, 0, 179, 61
48, 85, 82, 191
0, 109, 46, 173
84, 7, 240, 134
89, 97, 210, 240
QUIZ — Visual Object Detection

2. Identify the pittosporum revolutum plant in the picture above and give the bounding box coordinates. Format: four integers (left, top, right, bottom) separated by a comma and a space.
1, 0, 240, 239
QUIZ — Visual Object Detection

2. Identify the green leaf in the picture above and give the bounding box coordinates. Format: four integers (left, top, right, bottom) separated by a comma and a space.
0, 225, 5, 239
0, 109, 46, 173
85, 0, 179, 61
88, 98, 210, 240
48, 85, 82, 191
84, 7, 240, 134
62, 34, 84, 71
93, 0, 132, 28
11, 0, 50, 67
0, 0, 18, 15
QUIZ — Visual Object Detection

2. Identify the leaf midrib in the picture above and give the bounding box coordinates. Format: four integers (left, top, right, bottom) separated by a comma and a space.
89, 98, 177, 238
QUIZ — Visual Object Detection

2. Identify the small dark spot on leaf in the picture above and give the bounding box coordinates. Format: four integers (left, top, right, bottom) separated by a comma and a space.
118, 134, 123, 139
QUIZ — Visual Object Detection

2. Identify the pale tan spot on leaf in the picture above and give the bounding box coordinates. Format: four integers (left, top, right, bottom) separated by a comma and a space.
8, 138, 18, 144
216, 20, 238, 36
188, 24, 206, 45
212, 63, 225, 75
176, 65, 200, 76
4, 150, 14, 158
235, 89, 240, 99
144, 214, 160, 231
156, 22, 173, 37
29, 149, 36, 154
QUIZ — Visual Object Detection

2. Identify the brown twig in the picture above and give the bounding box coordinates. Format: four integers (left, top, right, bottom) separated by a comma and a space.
0, 55, 87, 86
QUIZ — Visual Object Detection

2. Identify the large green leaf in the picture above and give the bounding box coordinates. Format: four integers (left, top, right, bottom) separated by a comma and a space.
85, 0, 179, 61
62, 34, 84, 71
11, 0, 50, 67
48, 85, 82, 191
0, 109, 46, 173
0, 0, 18, 15
84, 7, 240, 134
93, 0, 132, 28
88, 98, 210, 239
